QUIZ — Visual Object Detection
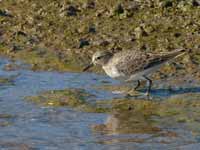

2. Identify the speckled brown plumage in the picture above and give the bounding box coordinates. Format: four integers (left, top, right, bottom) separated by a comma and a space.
111, 49, 186, 76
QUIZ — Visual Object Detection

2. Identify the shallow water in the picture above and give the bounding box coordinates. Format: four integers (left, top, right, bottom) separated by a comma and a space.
0, 58, 200, 150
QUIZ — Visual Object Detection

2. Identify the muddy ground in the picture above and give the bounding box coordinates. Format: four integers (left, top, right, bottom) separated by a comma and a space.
0, 0, 199, 75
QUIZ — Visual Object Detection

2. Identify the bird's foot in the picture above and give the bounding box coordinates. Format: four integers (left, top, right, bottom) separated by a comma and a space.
145, 92, 153, 100
124, 91, 140, 99
124, 93, 133, 99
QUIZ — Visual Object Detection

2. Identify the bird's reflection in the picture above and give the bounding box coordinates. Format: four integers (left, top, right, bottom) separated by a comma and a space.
92, 109, 162, 135
91, 100, 183, 144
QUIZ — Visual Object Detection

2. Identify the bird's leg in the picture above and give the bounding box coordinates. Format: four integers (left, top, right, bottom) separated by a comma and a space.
134, 80, 141, 91
124, 80, 141, 98
143, 76, 152, 97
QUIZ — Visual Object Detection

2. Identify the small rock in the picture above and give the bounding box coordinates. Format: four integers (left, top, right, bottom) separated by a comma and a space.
177, 1, 192, 11
140, 44, 148, 51
192, 0, 200, 6
159, 0, 173, 8
134, 26, 148, 39
127, 1, 140, 11
88, 25, 96, 33
83, 0, 95, 9
100, 40, 110, 47
174, 33, 181, 38
0, 9, 13, 17
31, 63, 38, 71
142, 24, 155, 34
28, 36, 40, 45
76, 25, 86, 33
9, 44, 22, 52
14, 31, 27, 37
115, 4, 124, 15
125, 3, 140, 17
0, 29, 4, 36
96, 9, 106, 17
79, 39, 90, 48
66, 5, 79, 16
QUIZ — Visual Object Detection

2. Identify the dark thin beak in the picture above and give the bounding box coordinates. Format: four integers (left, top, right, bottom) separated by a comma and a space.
82, 63, 94, 72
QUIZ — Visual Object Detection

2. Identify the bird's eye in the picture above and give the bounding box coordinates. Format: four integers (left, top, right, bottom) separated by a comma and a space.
96, 56, 101, 60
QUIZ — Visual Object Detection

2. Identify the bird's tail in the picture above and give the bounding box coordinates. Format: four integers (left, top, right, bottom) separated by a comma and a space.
162, 48, 190, 60
140, 48, 190, 72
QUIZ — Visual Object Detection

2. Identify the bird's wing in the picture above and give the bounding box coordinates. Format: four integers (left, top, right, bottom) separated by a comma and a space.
114, 50, 150, 76
115, 49, 186, 76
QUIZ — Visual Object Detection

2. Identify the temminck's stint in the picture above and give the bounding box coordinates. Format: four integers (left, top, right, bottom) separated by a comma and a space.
83, 49, 188, 96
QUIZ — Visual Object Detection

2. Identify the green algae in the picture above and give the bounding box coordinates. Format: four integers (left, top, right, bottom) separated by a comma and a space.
0, 75, 17, 86
110, 94, 200, 119
26, 89, 109, 113
0, 78, 12, 85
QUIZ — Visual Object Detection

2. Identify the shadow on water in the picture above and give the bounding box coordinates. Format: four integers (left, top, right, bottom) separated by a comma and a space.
141, 87, 200, 98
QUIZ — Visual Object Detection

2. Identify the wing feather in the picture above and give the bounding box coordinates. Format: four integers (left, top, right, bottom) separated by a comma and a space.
114, 49, 186, 76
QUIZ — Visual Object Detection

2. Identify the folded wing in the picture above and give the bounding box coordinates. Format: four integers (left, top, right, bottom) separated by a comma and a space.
115, 49, 186, 76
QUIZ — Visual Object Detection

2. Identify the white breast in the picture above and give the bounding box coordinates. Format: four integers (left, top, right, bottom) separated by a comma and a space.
102, 65, 124, 79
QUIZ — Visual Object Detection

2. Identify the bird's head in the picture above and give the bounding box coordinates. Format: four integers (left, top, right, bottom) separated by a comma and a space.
83, 51, 113, 72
